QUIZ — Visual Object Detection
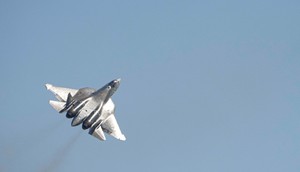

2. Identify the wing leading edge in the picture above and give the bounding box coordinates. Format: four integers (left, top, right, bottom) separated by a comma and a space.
45, 84, 78, 101
102, 115, 126, 141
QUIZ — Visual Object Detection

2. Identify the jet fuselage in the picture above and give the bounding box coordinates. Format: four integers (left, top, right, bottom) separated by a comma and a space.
61, 79, 120, 129
45, 78, 126, 141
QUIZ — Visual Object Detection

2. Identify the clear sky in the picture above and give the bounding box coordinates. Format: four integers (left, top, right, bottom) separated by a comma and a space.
0, 1, 299, 172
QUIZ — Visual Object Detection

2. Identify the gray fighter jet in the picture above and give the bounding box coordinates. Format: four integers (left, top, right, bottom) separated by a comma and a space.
45, 79, 126, 141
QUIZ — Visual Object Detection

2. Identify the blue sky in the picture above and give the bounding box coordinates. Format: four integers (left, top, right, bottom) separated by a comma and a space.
0, 1, 299, 172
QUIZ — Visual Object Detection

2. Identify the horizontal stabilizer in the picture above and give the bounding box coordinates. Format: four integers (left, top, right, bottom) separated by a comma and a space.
91, 126, 106, 141
49, 100, 65, 112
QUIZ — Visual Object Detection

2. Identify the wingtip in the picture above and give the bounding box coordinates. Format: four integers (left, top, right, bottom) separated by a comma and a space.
45, 83, 52, 90
119, 135, 126, 141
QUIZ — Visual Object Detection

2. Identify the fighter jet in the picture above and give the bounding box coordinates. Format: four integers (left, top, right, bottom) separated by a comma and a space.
45, 79, 126, 141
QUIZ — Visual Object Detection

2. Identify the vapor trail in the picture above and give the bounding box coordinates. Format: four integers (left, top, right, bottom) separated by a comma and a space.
40, 130, 82, 172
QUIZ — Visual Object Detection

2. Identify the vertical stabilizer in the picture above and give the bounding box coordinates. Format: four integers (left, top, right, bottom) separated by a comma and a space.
59, 93, 73, 113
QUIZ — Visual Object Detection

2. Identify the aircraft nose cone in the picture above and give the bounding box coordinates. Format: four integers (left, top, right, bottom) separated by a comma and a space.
115, 78, 121, 82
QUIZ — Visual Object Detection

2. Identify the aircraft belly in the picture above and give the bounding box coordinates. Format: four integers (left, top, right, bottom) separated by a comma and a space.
82, 105, 102, 129
71, 100, 98, 126
71, 110, 88, 126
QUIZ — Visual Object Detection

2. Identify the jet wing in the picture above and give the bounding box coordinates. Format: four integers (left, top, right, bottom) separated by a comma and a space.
45, 84, 78, 101
102, 115, 126, 141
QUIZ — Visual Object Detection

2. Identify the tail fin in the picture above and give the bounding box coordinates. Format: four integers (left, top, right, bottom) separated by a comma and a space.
59, 93, 73, 113
66, 93, 73, 106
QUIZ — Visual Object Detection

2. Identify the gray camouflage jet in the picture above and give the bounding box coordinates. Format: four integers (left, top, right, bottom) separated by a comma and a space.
45, 79, 126, 141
